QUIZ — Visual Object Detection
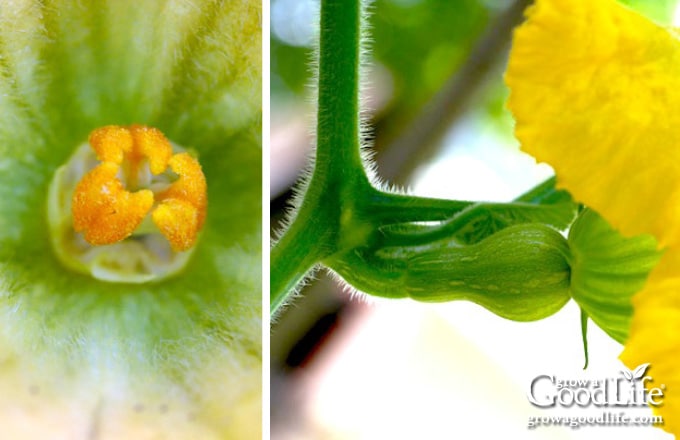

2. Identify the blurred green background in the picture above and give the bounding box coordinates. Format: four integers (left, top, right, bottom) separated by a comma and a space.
272, 0, 675, 103
271, 0, 676, 194
270, 0, 676, 165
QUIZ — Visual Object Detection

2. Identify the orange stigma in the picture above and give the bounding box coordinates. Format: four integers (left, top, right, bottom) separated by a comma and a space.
72, 125, 207, 251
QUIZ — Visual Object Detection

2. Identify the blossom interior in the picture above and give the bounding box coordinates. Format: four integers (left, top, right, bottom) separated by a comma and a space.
48, 124, 207, 283
0, 0, 261, 436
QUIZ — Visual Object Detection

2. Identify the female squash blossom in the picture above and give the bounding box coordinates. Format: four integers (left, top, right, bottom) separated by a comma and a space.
0, 1, 260, 438
506, 0, 680, 435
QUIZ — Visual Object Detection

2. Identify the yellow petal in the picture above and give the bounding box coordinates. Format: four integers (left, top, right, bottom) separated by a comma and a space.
620, 248, 680, 436
506, 0, 680, 247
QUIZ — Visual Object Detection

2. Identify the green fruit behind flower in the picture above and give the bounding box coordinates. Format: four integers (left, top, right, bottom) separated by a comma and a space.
331, 223, 572, 322
0, 0, 261, 438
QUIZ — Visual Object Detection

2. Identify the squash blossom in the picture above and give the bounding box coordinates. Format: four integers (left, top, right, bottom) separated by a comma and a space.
506, 0, 680, 435
0, 1, 261, 438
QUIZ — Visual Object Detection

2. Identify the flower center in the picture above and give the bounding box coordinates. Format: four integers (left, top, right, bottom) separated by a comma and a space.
48, 125, 207, 283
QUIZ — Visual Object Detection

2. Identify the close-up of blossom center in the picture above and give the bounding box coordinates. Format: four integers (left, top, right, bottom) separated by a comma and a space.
48, 125, 207, 283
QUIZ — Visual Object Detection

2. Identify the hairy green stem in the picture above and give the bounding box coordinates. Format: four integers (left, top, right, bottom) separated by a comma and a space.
312, 0, 367, 186
270, 220, 325, 314
271, 0, 367, 315
270, 0, 577, 319
367, 190, 473, 223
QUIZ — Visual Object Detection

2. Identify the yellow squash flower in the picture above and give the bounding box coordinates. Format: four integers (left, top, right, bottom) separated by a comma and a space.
506, 0, 680, 435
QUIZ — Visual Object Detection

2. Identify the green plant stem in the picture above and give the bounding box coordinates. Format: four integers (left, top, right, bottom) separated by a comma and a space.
367, 190, 473, 223
581, 309, 589, 370
271, 0, 367, 316
270, 220, 325, 314
313, 0, 366, 187
516, 176, 567, 204
270, 0, 576, 318
379, 202, 575, 246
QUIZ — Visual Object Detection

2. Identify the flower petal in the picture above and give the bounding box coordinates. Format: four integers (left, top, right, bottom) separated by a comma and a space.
506, 0, 680, 247
620, 248, 680, 436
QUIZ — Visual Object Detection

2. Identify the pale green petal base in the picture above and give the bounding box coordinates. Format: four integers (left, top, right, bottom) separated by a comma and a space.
0, 0, 261, 436
568, 209, 662, 343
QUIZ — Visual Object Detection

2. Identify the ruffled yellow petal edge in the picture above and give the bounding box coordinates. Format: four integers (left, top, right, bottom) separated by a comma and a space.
506, 0, 680, 248
620, 248, 680, 436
